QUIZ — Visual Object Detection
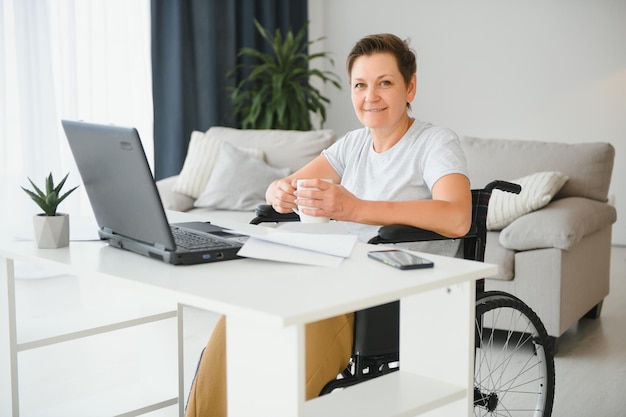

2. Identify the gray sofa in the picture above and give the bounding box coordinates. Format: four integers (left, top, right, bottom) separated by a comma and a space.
157, 128, 616, 346
461, 137, 616, 345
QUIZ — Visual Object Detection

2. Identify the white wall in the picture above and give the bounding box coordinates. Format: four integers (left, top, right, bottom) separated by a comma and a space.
309, 0, 626, 245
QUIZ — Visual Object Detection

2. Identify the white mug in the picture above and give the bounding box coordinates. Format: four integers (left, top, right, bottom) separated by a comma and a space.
294, 179, 333, 224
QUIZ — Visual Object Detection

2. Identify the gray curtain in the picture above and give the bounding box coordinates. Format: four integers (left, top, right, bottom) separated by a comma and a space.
151, 0, 308, 180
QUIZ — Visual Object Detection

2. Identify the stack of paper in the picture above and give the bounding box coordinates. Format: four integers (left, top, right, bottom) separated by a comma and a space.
237, 230, 357, 267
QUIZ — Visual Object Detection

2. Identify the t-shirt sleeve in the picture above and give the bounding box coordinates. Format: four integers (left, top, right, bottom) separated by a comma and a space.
321, 141, 344, 177
421, 128, 469, 190
322, 129, 362, 178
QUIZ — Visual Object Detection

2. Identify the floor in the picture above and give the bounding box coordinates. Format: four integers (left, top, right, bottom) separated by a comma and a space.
9, 246, 626, 416
550, 245, 626, 417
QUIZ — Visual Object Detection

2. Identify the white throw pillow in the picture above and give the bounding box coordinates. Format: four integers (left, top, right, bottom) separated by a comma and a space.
173, 131, 263, 198
194, 142, 291, 210
487, 171, 569, 231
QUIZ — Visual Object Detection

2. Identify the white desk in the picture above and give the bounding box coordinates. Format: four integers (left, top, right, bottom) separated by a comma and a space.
1, 217, 496, 417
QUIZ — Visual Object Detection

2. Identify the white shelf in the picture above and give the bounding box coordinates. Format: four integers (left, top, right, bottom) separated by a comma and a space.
304, 371, 466, 417
22, 382, 177, 417
14, 274, 177, 349
17, 315, 179, 417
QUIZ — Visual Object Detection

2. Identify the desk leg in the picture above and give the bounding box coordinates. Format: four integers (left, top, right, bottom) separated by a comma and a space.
400, 281, 475, 416
226, 317, 305, 416
1, 257, 19, 417
177, 304, 185, 417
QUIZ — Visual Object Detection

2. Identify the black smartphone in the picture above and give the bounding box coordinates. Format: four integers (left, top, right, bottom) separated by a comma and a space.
367, 249, 434, 270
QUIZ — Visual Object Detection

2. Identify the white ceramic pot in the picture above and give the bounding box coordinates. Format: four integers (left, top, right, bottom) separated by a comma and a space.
32, 213, 70, 249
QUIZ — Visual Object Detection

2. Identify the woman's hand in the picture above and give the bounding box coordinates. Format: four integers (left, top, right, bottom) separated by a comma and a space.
294, 179, 360, 221
266, 178, 298, 213
265, 155, 342, 215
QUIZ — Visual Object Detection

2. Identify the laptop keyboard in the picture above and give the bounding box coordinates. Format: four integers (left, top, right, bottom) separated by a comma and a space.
170, 227, 235, 250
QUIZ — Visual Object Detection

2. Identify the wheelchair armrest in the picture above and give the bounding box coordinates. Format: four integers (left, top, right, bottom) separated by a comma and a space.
487, 180, 522, 194
368, 224, 478, 245
250, 204, 301, 225
369, 225, 447, 244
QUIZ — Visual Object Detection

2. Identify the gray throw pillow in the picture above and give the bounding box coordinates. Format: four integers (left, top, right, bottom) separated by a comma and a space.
173, 130, 264, 198
194, 141, 290, 210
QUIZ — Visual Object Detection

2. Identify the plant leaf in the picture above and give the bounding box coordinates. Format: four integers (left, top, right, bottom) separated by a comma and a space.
228, 20, 341, 130
27, 178, 46, 199
45, 173, 54, 195
54, 173, 70, 194
56, 185, 80, 206
22, 173, 78, 216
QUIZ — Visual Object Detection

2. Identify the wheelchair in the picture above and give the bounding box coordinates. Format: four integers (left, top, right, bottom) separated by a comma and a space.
251, 180, 555, 417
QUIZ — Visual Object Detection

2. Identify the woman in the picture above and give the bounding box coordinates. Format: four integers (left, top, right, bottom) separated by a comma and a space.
267, 35, 470, 241
185, 33, 471, 416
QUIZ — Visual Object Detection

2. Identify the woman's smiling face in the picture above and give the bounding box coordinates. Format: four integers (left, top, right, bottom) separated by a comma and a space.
350, 52, 416, 131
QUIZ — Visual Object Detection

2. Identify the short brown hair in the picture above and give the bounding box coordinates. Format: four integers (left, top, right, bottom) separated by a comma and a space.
346, 33, 416, 87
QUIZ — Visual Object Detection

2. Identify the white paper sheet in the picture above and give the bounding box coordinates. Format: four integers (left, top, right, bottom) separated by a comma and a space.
249, 232, 356, 257
237, 237, 346, 267
236, 229, 357, 267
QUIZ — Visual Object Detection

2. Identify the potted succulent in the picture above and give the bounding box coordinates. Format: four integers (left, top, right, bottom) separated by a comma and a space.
229, 20, 342, 131
22, 172, 79, 248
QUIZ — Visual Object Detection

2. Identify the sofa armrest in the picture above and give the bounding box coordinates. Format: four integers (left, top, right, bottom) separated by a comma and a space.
155, 175, 195, 212
499, 197, 617, 251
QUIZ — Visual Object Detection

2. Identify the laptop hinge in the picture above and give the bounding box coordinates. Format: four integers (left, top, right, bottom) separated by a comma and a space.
153, 243, 167, 251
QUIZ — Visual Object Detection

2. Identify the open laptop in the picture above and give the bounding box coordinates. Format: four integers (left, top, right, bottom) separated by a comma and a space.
62, 120, 247, 265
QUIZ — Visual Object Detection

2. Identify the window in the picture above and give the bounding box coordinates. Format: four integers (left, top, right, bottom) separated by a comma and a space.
1, 0, 152, 231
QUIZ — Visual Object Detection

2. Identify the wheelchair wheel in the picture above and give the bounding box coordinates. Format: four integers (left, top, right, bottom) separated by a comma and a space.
474, 291, 555, 417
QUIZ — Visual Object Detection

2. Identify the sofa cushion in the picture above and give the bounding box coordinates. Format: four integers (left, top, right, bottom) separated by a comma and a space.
499, 197, 617, 251
461, 137, 614, 202
487, 171, 568, 230
194, 142, 291, 210
173, 130, 264, 198
485, 231, 516, 281
206, 126, 336, 171
156, 175, 195, 212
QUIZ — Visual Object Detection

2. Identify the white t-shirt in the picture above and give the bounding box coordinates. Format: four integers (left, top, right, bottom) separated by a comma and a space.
322, 119, 468, 247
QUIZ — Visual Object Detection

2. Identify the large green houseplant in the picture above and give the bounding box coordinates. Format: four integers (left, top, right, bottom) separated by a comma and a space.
22, 172, 79, 248
229, 20, 341, 131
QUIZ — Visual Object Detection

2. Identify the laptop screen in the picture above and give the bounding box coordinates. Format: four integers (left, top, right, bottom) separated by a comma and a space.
62, 120, 176, 250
